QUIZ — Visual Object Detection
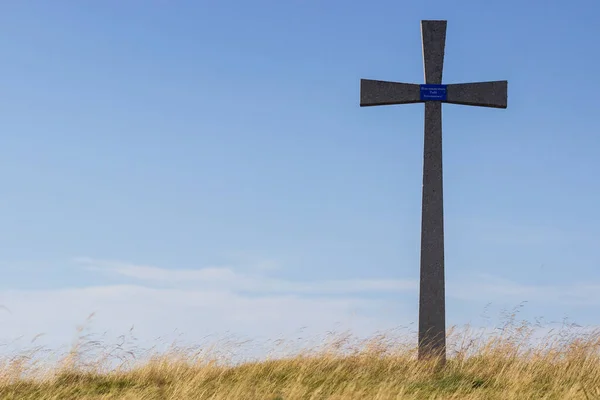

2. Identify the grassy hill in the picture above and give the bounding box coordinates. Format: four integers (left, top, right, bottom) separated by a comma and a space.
0, 313, 598, 399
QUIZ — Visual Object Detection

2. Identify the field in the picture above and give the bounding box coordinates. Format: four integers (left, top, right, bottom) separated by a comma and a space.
0, 307, 598, 399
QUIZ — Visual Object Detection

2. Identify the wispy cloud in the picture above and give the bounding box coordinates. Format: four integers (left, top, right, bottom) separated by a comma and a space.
448, 273, 600, 306
0, 257, 419, 356
450, 217, 586, 247
0, 283, 412, 362
76, 257, 600, 306
1, 257, 599, 363
74, 257, 418, 295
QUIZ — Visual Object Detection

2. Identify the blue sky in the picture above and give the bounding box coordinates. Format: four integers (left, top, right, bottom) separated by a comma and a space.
1, 0, 599, 358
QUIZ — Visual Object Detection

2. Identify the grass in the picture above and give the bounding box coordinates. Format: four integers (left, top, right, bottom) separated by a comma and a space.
0, 305, 599, 399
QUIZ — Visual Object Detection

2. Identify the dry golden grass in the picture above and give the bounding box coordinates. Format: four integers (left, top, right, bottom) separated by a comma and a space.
1, 306, 599, 399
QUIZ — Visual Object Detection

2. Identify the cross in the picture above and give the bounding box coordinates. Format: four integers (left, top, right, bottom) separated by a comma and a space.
359, 20, 507, 363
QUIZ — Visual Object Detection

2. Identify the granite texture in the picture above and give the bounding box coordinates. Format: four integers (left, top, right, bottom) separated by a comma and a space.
446, 81, 508, 108
360, 80, 421, 106
418, 21, 447, 363
421, 20, 447, 84
419, 100, 446, 361
359, 20, 508, 363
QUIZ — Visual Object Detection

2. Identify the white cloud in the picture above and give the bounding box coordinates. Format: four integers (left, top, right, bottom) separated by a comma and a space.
0, 283, 413, 365
450, 217, 585, 247
0, 258, 417, 363
448, 273, 600, 306
1, 258, 600, 368
74, 257, 418, 295
76, 258, 600, 306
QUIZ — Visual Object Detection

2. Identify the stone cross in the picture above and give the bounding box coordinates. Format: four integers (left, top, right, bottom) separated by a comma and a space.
359, 20, 507, 363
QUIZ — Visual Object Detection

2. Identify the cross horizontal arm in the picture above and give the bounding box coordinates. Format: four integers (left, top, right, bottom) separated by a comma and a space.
360, 79, 421, 107
445, 81, 508, 108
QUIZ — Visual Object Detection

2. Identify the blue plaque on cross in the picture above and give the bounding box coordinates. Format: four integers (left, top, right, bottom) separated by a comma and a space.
420, 84, 447, 101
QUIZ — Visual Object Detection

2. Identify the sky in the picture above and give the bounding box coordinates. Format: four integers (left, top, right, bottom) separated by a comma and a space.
0, 0, 599, 362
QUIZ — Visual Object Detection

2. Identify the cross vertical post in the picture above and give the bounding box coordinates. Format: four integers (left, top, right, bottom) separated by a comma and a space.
419, 20, 447, 363
359, 20, 508, 364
